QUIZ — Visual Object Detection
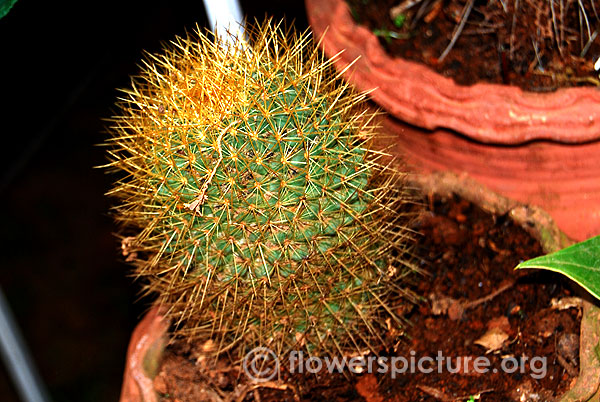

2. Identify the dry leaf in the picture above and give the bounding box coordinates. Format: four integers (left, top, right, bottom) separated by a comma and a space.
429, 293, 457, 315
429, 293, 465, 320
474, 327, 509, 352
487, 316, 511, 332
447, 301, 465, 321
551, 297, 583, 310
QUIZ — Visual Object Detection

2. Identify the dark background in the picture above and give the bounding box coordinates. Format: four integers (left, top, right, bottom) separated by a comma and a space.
0, 1, 308, 401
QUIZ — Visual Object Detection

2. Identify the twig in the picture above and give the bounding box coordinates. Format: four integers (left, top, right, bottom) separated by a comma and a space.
228, 381, 301, 402
417, 385, 453, 401
417, 385, 493, 401
439, 0, 475, 62
557, 353, 579, 377
391, 0, 425, 19
463, 280, 515, 310
430, 280, 516, 321
580, 29, 597, 57
560, 0, 565, 54
417, 0, 436, 26
532, 37, 545, 71
591, 0, 599, 20
550, 0, 565, 56
498, 0, 508, 12
577, 0, 591, 44
509, 0, 520, 59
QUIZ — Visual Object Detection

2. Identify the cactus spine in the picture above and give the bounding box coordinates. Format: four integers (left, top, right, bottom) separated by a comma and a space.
107, 20, 416, 359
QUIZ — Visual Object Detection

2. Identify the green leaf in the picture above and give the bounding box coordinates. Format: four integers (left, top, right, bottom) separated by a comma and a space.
516, 235, 600, 300
393, 14, 406, 29
372, 28, 410, 41
0, 0, 17, 20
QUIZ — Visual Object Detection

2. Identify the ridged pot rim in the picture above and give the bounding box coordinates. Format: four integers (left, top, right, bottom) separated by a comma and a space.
305, 0, 600, 144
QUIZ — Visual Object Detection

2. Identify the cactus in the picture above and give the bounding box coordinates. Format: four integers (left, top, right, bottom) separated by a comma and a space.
106, 20, 417, 359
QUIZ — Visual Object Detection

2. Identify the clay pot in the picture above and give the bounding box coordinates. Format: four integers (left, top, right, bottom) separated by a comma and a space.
118, 172, 600, 402
119, 305, 169, 402
305, 0, 600, 242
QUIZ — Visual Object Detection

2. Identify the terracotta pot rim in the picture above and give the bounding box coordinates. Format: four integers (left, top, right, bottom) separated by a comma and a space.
306, 0, 600, 144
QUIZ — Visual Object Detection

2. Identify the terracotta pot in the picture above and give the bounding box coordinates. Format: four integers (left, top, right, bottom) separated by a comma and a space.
305, 0, 600, 242
118, 172, 600, 402
120, 306, 170, 402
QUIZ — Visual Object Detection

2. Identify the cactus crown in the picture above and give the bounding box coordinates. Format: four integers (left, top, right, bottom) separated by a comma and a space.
106, 20, 417, 359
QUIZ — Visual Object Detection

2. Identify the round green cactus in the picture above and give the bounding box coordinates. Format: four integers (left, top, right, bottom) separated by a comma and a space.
107, 20, 417, 358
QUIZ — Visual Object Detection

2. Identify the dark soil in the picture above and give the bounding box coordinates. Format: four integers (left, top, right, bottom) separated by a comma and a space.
153, 194, 581, 401
345, 0, 600, 91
